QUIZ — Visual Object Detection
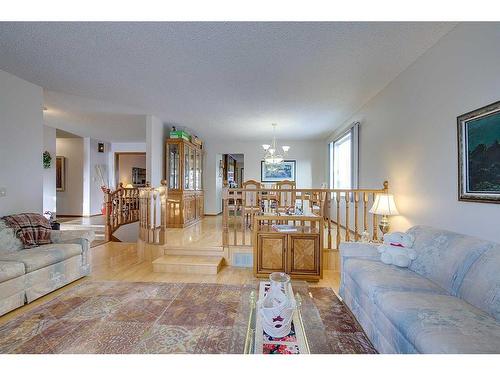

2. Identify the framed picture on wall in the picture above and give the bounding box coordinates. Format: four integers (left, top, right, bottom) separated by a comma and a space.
457, 100, 500, 203
56, 156, 66, 192
260, 160, 296, 182
132, 167, 147, 187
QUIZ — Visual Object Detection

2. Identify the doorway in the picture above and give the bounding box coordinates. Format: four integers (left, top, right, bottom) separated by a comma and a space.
222, 153, 244, 188
114, 152, 147, 188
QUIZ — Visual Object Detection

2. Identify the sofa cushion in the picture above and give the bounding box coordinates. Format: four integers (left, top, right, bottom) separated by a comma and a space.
377, 291, 500, 353
344, 258, 447, 305
407, 225, 494, 295
0, 244, 82, 273
0, 261, 25, 283
458, 244, 500, 321
0, 220, 23, 254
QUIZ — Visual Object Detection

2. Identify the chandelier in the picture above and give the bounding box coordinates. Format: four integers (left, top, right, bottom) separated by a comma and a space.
262, 123, 290, 165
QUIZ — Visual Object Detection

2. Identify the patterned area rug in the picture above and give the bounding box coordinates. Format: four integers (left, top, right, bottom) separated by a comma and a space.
0, 281, 376, 354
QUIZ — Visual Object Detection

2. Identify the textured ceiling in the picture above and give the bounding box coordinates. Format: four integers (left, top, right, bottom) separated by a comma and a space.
0, 22, 456, 142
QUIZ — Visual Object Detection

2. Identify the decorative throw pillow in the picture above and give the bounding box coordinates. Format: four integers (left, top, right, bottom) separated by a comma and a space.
0, 219, 24, 254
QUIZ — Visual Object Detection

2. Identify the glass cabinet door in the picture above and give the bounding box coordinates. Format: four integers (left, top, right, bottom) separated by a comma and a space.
167, 143, 180, 190
184, 145, 190, 190
199, 150, 203, 190
195, 150, 200, 190
189, 147, 195, 190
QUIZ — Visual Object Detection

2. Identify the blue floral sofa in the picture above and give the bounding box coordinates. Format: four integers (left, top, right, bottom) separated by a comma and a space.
339, 225, 500, 353
0, 220, 94, 316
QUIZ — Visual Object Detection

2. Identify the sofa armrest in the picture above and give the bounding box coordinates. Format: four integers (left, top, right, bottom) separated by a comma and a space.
339, 242, 380, 300
50, 230, 95, 275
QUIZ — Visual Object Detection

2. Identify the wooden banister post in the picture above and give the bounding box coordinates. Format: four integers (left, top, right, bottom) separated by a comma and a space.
336, 192, 341, 250
104, 188, 112, 242
159, 180, 168, 245
138, 188, 144, 241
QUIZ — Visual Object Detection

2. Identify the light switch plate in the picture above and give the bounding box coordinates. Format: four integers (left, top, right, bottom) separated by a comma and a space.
0, 187, 6, 197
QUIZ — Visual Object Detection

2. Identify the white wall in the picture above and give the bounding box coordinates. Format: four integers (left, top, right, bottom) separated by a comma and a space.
146, 115, 167, 186
56, 138, 84, 216
327, 23, 500, 243
108, 142, 146, 189
0, 70, 43, 216
213, 153, 224, 215
88, 138, 111, 216
56, 137, 111, 216
113, 222, 139, 242
82, 138, 91, 217
204, 139, 326, 214
43, 126, 57, 215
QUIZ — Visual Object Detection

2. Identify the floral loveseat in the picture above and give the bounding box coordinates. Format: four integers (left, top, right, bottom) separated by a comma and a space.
339, 225, 500, 353
0, 219, 94, 316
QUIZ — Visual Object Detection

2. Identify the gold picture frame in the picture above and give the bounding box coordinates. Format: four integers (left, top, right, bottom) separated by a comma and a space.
56, 156, 66, 192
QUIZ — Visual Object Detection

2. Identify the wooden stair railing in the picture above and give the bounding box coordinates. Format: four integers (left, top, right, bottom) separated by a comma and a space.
138, 181, 167, 245
222, 181, 389, 251
104, 183, 140, 242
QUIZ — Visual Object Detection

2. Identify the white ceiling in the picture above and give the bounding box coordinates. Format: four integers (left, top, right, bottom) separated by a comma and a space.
55, 128, 81, 138
0, 22, 456, 142
44, 90, 147, 142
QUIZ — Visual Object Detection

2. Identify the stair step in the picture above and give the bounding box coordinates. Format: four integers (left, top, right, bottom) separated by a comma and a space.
163, 246, 224, 257
152, 255, 224, 275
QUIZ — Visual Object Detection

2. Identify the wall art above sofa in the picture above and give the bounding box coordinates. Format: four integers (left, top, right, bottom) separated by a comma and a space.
457, 100, 500, 203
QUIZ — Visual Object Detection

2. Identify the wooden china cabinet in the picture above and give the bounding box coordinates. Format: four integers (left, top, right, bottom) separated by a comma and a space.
165, 138, 204, 228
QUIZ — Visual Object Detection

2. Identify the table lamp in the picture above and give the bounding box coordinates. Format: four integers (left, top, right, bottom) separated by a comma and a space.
369, 193, 399, 235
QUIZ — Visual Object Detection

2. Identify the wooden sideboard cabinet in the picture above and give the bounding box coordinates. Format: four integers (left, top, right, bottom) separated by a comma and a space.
165, 138, 204, 228
253, 215, 323, 281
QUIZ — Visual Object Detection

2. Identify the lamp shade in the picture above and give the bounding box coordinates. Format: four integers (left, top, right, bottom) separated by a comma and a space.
369, 194, 399, 216
125, 183, 134, 189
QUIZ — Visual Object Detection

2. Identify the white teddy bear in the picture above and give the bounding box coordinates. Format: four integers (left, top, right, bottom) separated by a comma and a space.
377, 232, 417, 268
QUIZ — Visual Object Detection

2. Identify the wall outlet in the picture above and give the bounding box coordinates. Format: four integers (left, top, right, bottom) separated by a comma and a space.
0, 187, 6, 197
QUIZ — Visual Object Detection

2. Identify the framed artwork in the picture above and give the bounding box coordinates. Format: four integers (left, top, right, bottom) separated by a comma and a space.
132, 167, 146, 187
56, 156, 66, 192
457, 100, 500, 203
261, 160, 296, 182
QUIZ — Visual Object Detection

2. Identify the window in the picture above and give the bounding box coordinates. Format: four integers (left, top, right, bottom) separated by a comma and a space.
329, 123, 359, 189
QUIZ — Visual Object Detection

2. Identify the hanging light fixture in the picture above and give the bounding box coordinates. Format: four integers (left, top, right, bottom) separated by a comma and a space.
262, 123, 290, 165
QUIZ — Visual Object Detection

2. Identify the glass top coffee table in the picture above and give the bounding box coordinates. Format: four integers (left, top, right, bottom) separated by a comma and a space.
239, 281, 330, 354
